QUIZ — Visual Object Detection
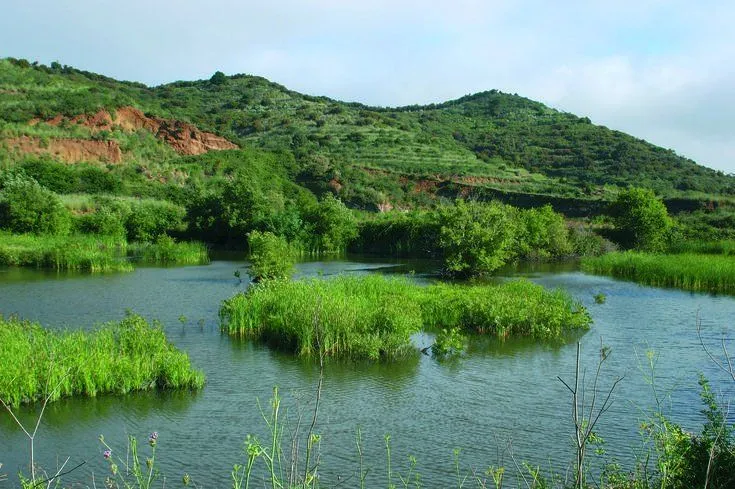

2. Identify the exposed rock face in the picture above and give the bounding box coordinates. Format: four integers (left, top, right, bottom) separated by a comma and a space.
7, 136, 122, 163
31, 106, 238, 156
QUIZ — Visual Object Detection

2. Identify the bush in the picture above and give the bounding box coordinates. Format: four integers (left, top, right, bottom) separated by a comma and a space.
305, 194, 358, 254
609, 187, 673, 251
0, 174, 71, 235
125, 199, 185, 242
516, 205, 572, 259
437, 200, 516, 277
247, 230, 295, 281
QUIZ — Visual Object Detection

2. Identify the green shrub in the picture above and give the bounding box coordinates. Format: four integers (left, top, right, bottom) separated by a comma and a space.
125, 199, 185, 242
305, 194, 358, 254
247, 230, 295, 281
437, 200, 516, 277
0, 174, 71, 235
609, 188, 673, 251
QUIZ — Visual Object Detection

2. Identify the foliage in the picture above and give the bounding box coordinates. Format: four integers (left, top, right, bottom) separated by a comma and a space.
247, 230, 295, 281
582, 251, 735, 294
0, 313, 204, 407
609, 188, 673, 251
127, 235, 209, 265
0, 232, 132, 271
219, 275, 591, 360
304, 194, 358, 254
645, 376, 735, 489
220, 275, 423, 360
516, 205, 572, 258
421, 280, 592, 339
437, 200, 517, 277
0, 173, 71, 235
124, 199, 185, 242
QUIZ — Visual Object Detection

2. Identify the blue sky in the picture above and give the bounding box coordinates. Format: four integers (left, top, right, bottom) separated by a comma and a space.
2, 0, 733, 172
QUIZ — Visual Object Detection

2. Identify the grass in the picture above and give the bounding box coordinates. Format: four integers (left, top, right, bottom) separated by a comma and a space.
220, 275, 423, 361
582, 251, 735, 294
128, 235, 209, 265
0, 232, 132, 272
668, 239, 735, 256
0, 313, 205, 407
421, 280, 591, 338
0, 232, 209, 271
219, 275, 591, 360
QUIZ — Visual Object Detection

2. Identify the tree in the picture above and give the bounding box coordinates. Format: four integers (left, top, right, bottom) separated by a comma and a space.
306, 194, 357, 254
247, 231, 295, 281
209, 71, 227, 85
609, 188, 672, 251
0, 174, 71, 235
437, 200, 516, 277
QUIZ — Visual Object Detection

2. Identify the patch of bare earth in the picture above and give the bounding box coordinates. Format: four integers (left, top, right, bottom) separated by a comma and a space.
7, 136, 122, 163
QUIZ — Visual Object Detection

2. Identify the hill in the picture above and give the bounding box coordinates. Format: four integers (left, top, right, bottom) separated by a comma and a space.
1, 56, 734, 215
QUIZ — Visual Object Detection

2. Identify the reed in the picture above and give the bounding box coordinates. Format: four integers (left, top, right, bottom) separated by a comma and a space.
668, 239, 735, 256
220, 275, 423, 361
582, 251, 735, 294
220, 275, 591, 360
128, 236, 209, 265
421, 280, 591, 339
0, 313, 205, 407
0, 232, 132, 272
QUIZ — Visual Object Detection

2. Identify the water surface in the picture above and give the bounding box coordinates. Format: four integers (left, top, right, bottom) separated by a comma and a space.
1, 258, 733, 487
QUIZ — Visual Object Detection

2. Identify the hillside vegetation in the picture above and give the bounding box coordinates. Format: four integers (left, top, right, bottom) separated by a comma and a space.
1, 57, 733, 211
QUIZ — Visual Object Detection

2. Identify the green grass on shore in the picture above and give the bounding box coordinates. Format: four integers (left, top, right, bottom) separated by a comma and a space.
582, 251, 735, 294
127, 235, 209, 265
0, 232, 209, 271
0, 232, 132, 272
219, 275, 591, 360
0, 313, 204, 407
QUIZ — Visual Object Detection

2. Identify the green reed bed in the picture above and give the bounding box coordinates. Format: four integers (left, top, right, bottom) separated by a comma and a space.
220, 275, 423, 360
421, 280, 591, 339
0, 232, 132, 272
128, 236, 209, 265
219, 275, 591, 360
668, 239, 735, 256
582, 251, 735, 294
0, 314, 204, 407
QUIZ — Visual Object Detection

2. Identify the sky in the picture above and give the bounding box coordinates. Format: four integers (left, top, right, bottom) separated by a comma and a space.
1, 0, 734, 173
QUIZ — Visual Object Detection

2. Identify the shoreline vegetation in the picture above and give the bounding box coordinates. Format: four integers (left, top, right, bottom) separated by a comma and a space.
582, 251, 735, 295
0, 232, 209, 272
219, 275, 591, 360
0, 313, 204, 407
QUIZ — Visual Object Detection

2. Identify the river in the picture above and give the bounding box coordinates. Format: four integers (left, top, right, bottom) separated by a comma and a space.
1, 257, 734, 487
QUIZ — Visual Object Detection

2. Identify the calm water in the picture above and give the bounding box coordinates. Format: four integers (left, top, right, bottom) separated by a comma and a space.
1, 258, 734, 487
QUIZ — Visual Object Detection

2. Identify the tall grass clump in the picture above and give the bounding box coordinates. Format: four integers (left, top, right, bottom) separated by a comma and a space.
582, 251, 735, 294
0, 232, 132, 272
668, 239, 735, 256
220, 275, 592, 360
128, 235, 209, 265
220, 275, 423, 360
0, 313, 204, 407
421, 280, 591, 339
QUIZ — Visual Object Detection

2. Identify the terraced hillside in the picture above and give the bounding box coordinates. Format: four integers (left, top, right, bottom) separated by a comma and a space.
1, 57, 733, 213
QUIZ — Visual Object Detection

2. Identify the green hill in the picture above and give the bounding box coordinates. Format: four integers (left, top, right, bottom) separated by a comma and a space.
1, 56, 733, 214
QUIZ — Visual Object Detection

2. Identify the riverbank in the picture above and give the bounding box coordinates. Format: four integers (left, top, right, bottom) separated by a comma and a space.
0, 232, 209, 272
582, 251, 735, 294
